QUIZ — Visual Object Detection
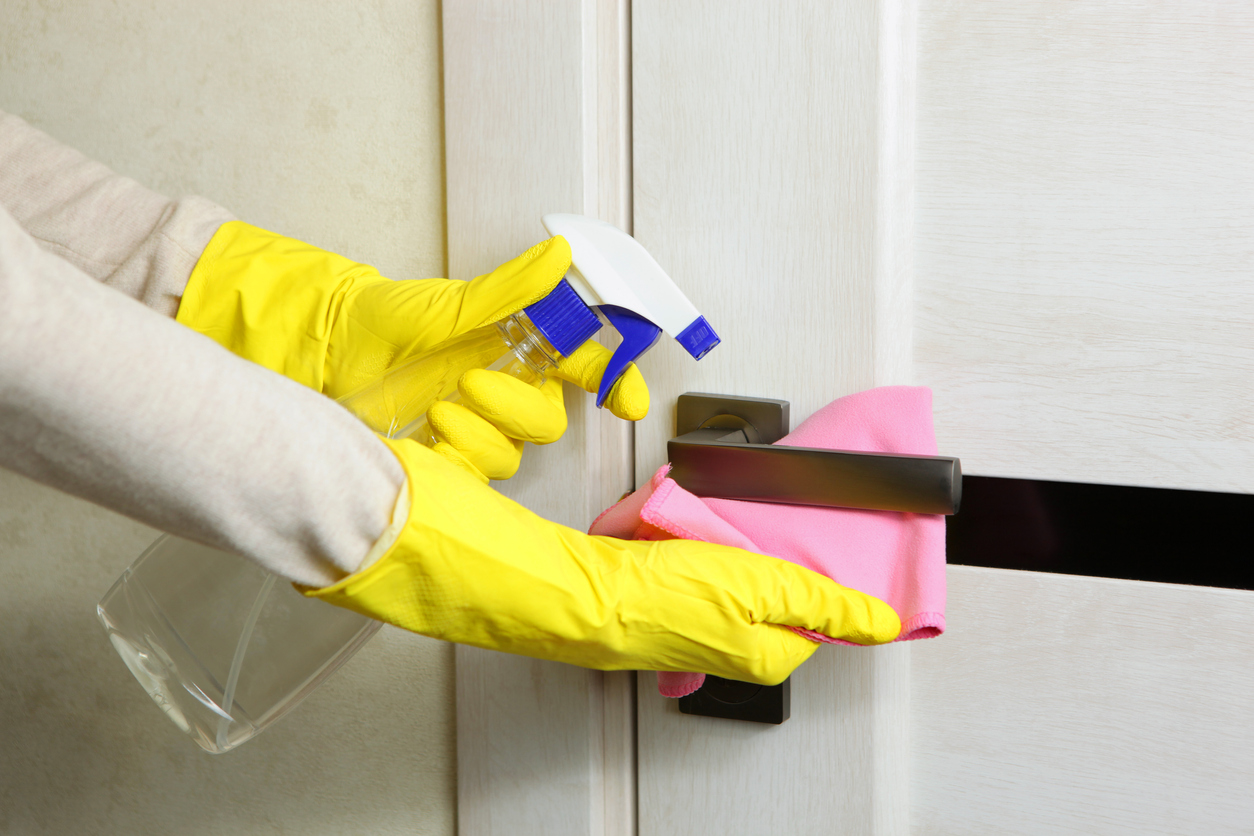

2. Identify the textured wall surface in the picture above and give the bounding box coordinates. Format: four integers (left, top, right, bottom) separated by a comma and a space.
0, 2, 452, 834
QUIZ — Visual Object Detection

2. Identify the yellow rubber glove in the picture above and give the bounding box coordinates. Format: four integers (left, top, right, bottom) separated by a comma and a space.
306, 437, 903, 684
178, 222, 647, 481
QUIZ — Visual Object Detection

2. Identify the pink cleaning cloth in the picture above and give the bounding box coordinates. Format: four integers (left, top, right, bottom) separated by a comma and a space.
588, 386, 946, 698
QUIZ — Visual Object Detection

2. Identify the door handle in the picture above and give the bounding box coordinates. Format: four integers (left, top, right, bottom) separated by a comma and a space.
667, 393, 962, 515
668, 393, 962, 725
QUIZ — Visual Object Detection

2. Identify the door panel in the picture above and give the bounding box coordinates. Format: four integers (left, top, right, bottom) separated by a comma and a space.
910, 3, 1254, 832
632, 2, 916, 834
632, 0, 913, 482
633, 2, 1254, 835
914, 0, 1254, 492
912, 566, 1254, 835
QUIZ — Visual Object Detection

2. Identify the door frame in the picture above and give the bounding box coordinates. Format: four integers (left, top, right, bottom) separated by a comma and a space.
444, 3, 636, 835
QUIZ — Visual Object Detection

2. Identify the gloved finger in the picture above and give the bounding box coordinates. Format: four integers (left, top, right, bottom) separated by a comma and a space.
748, 562, 901, 648
645, 539, 900, 675
552, 340, 649, 421
457, 370, 568, 445
687, 576, 891, 686
429, 441, 490, 485
428, 401, 524, 480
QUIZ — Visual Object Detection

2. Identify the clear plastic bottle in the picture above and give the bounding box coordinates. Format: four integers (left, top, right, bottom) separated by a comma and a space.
337, 306, 581, 442
97, 536, 380, 753
96, 281, 602, 753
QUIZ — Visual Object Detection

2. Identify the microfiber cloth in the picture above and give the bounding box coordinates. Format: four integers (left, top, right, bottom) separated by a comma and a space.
588, 386, 946, 697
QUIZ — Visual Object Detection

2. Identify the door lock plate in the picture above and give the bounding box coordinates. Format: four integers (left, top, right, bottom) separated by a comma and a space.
677, 675, 790, 725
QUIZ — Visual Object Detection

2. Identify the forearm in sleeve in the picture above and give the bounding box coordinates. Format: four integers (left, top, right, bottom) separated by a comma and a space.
0, 109, 231, 317
0, 202, 404, 587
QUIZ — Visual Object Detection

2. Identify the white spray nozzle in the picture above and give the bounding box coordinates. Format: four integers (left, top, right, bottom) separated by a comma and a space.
541, 213, 720, 365
539, 214, 720, 407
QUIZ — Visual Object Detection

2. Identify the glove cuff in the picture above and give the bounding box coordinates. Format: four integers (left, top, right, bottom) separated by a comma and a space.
301, 436, 488, 634
302, 435, 607, 656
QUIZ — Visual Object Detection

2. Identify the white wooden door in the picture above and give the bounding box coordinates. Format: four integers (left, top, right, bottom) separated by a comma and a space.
631, 3, 915, 832
632, 2, 1254, 835
449, 2, 1254, 834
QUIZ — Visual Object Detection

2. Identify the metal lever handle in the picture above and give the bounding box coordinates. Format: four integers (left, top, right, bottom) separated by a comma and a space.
666, 394, 962, 515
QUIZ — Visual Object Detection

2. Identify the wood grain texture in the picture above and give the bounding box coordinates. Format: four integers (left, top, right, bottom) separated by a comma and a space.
913, 1, 1254, 492
633, 2, 875, 478
632, 2, 916, 833
457, 648, 604, 836
638, 644, 912, 836
594, 6, 638, 835
445, 2, 635, 834
912, 4, 1254, 832
912, 566, 1254, 835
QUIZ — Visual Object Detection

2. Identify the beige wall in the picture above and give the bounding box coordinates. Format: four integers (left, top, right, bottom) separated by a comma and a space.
0, 2, 453, 834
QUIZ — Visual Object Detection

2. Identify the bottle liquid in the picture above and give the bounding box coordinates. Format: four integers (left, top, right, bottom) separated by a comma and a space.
96, 214, 719, 753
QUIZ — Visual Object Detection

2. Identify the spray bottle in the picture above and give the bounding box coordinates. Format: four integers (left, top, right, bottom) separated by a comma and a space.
338, 214, 718, 441
96, 215, 718, 753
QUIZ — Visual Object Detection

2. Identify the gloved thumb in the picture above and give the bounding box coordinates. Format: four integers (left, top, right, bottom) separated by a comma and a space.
456, 236, 573, 333
331, 235, 573, 395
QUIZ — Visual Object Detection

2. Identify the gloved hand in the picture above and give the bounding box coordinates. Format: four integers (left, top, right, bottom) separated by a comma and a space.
306, 437, 903, 684
177, 223, 647, 481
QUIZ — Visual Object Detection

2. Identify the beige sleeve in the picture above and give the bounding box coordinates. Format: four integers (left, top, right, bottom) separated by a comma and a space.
0, 113, 406, 586
0, 110, 231, 316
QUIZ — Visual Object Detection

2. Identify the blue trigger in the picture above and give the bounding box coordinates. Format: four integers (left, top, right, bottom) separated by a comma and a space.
596, 306, 663, 408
